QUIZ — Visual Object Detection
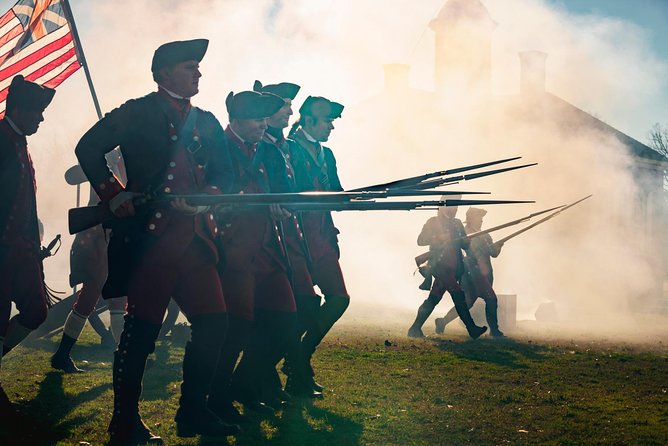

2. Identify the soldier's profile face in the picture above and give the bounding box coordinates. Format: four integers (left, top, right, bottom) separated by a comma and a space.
267, 99, 293, 130
161, 60, 201, 98
306, 117, 335, 142
13, 108, 44, 136
232, 118, 268, 144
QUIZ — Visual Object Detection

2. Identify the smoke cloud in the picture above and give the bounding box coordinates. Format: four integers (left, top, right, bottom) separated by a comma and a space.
28, 0, 667, 341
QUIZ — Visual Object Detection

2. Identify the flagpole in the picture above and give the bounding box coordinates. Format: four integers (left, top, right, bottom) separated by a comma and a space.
60, 0, 102, 120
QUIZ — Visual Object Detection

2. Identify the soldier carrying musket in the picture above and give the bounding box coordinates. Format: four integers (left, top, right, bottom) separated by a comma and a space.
435, 207, 506, 337
75, 39, 239, 444
286, 96, 351, 395
0, 75, 55, 418
408, 197, 487, 339
253, 80, 324, 401
205, 90, 292, 421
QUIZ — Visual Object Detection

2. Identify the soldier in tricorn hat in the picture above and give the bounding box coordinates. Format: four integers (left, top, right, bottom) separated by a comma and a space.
75, 39, 239, 444
0, 75, 55, 416
285, 95, 350, 395
407, 198, 488, 339
206, 90, 293, 420
434, 207, 505, 337
250, 81, 325, 401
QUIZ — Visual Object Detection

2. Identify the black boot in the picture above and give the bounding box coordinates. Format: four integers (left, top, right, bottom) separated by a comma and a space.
485, 298, 505, 338
51, 334, 84, 373
451, 291, 487, 339
208, 316, 252, 424
108, 316, 163, 446
407, 294, 440, 338
175, 313, 240, 438
279, 311, 322, 399
300, 295, 349, 387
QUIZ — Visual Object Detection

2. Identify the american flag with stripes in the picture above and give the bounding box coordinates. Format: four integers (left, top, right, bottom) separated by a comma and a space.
0, 0, 81, 117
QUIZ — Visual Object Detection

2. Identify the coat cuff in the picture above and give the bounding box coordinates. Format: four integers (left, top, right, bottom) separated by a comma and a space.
95, 176, 124, 202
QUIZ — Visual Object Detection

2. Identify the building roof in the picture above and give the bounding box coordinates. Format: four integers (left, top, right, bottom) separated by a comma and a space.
429, 0, 496, 31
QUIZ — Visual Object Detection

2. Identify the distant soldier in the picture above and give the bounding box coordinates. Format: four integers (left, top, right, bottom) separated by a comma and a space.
50, 160, 127, 374
253, 80, 322, 399
407, 200, 487, 339
0, 75, 54, 415
287, 96, 350, 393
76, 39, 238, 444
206, 90, 290, 421
435, 207, 505, 337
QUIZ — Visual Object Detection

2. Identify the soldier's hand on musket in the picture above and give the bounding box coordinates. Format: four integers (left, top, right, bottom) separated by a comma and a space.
269, 203, 292, 221
109, 191, 139, 218
170, 197, 210, 215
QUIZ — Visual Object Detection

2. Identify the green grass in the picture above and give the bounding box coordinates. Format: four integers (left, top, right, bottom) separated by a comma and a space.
1, 322, 667, 445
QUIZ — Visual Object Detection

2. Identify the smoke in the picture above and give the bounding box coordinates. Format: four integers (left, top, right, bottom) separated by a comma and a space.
27, 0, 667, 340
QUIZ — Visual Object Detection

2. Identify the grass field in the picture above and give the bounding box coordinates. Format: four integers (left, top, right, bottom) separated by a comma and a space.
1, 315, 667, 446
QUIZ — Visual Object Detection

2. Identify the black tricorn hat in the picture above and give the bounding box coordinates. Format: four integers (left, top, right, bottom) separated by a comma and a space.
6, 75, 55, 112
298, 96, 344, 119
151, 39, 208, 74
253, 80, 300, 100
225, 91, 286, 120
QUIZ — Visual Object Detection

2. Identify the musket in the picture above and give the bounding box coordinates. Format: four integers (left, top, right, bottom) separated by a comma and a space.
493, 195, 592, 246
68, 197, 534, 234
465, 204, 567, 239
67, 189, 489, 235
413, 203, 564, 262
348, 156, 522, 191
404, 163, 538, 191
167, 189, 490, 206
231, 199, 534, 213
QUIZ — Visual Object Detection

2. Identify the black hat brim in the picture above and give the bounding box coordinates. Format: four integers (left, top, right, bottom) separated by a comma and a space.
151, 39, 209, 73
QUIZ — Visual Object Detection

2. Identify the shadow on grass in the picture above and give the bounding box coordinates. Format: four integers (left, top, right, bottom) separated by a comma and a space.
230, 400, 363, 446
431, 337, 550, 369
0, 371, 111, 445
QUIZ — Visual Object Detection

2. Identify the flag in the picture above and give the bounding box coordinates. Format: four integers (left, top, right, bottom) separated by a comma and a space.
0, 0, 81, 117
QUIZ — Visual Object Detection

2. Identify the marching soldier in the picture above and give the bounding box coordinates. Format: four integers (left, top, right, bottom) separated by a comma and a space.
286, 96, 350, 393
206, 90, 290, 420
407, 199, 487, 339
51, 162, 127, 374
252, 80, 323, 400
435, 207, 505, 337
75, 39, 239, 444
0, 75, 54, 415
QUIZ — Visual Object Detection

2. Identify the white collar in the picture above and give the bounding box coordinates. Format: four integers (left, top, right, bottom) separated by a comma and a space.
5, 116, 24, 136
229, 125, 248, 145
301, 128, 318, 143
159, 86, 190, 100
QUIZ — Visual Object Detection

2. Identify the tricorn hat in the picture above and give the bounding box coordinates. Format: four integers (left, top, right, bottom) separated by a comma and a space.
253, 80, 301, 100
298, 96, 344, 119
6, 75, 55, 112
225, 91, 286, 120
151, 39, 208, 74
466, 207, 487, 221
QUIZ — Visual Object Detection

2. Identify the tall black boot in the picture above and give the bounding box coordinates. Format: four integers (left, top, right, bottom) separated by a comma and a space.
451, 291, 487, 339
407, 294, 440, 338
301, 295, 349, 360
277, 311, 322, 399
208, 315, 252, 424
108, 315, 163, 446
175, 313, 240, 438
484, 297, 504, 337
231, 310, 294, 413
300, 295, 349, 389
283, 295, 321, 391
51, 334, 84, 373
